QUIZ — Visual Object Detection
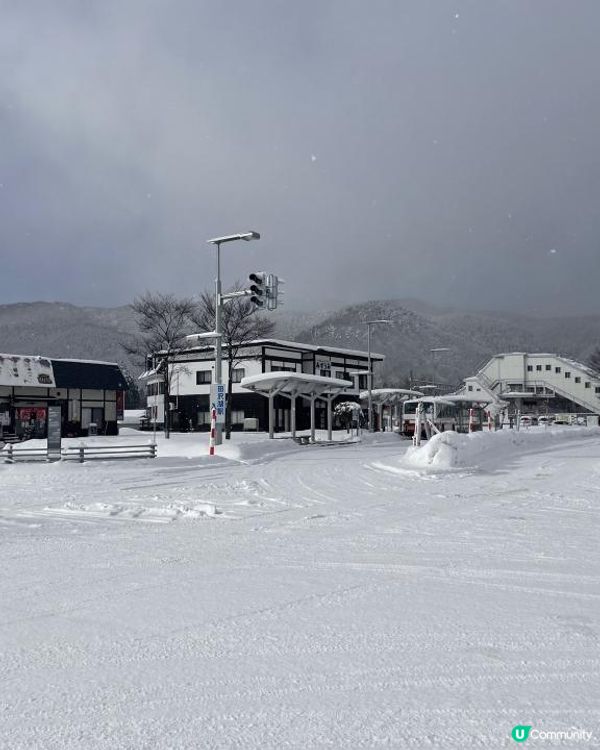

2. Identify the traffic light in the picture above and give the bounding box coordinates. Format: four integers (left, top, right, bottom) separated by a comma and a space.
248, 272, 267, 308
266, 274, 285, 310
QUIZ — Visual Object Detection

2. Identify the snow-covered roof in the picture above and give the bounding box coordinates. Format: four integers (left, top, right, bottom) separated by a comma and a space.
498, 391, 553, 399
0, 353, 55, 388
167, 338, 385, 361
241, 372, 354, 397
409, 394, 494, 405
359, 388, 423, 404
0, 353, 126, 390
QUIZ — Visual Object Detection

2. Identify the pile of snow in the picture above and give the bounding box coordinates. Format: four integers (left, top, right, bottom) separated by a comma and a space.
405, 425, 599, 470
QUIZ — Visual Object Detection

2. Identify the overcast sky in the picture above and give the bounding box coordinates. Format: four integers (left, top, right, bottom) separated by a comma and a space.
1, 1, 599, 315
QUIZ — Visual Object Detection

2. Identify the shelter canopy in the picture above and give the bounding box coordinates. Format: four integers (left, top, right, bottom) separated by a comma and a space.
241, 372, 354, 441
242, 372, 353, 396
359, 388, 423, 405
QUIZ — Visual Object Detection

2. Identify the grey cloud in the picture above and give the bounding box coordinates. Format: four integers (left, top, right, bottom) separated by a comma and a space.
0, 0, 599, 314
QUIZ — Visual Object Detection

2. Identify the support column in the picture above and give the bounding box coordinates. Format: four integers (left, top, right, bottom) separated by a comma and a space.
268, 394, 274, 439
310, 395, 316, 442
291, 390, 297, 438
327, 395, 333, 442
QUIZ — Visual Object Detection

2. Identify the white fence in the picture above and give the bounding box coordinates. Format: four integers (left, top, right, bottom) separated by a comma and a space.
4, 443, 157, 463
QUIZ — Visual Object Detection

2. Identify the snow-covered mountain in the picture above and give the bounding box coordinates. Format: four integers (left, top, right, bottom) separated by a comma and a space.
1, 300, 599, 388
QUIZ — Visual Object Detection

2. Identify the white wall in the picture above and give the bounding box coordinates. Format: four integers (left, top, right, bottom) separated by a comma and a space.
480, 353, 600, 410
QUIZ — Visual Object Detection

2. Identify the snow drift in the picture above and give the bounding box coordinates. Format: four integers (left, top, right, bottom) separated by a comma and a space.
405, 426, 599, 470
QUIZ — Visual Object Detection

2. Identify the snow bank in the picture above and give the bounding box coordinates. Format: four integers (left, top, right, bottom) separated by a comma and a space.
405, 426, 599, 470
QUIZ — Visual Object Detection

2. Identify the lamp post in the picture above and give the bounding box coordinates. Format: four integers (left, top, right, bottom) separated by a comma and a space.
430, 347, 450, 395
206, 231, 260, 444
364, 319, 391, 431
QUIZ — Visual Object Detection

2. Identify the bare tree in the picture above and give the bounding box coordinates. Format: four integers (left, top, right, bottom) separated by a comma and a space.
123, 292, 195, 438
190, 283, 275, 439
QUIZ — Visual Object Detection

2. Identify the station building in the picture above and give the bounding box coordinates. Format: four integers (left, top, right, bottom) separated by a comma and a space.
460, 352, 600, 416
0, 354, 128, 440
141, 338, 384, 432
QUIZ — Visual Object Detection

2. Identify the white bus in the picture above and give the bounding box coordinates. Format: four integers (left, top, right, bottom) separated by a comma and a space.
401, 395, 490, 438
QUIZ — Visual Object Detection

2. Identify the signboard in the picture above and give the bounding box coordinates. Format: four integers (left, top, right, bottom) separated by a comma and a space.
210, 383, 226, 425
17, 407, 47, 422
47, 405, 62, 460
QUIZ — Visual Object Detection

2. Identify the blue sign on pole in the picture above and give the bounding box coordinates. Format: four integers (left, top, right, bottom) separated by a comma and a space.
210, 384, 226, 424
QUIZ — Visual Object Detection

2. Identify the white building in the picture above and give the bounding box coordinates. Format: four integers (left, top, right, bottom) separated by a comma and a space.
141, 338, 384, 432
461, 352, 600, 416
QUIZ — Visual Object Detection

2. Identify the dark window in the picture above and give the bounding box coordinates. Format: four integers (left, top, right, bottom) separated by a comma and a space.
320, 369, 330, 377
596, 386, 600, 394
565, 372, 571, 379
467, 385, 473, 392
585, 382, 591, 389
536, 365, 542, 372
545, 364, 551, 371
358, 374, 368, 390
574, 376, 581, 384
232, 368, 245, 384
555, 367, 561, 374
527, 365, 533, 372
196, 370, 212, 384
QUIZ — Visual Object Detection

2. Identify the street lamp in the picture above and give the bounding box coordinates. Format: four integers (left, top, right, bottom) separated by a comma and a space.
430, 347, 450, 394
206, 231, 260, 445
364, 319, 392, 431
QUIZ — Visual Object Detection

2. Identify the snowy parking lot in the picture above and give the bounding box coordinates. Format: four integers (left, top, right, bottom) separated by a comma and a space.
1, 428, 600, 748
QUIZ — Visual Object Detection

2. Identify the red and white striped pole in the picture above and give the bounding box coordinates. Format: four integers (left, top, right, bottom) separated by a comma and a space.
209, 407, 217, 456
468, 407, 475, 433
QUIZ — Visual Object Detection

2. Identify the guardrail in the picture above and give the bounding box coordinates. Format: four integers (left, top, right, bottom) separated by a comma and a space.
4, 443, 157, 463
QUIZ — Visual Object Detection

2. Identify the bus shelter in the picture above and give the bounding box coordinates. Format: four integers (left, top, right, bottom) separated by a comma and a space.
359, 388, 424, 431
241, 372, 353, 441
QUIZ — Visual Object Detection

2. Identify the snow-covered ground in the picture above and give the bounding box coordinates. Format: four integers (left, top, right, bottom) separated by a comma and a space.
1, 427, 600, 748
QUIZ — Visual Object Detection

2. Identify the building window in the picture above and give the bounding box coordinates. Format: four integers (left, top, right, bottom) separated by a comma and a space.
232, 368, 245, 384
358, 374, 368, 390
335, 371, 345, 380
231, 410, 245, 424
536, 365, 542, 372
565, 372, 571, 379
272, 365, 296, 373
596, 386, 600, 394
585, 382, 591, 389
527, 365, 533, 372
196, 370, 212, 384
555, 367, 561, 374
320, 369, 330, 377
467, 385, 473, 391
545, 364, 551, 371
575, 376, 581, 384
197, 411, 210, 425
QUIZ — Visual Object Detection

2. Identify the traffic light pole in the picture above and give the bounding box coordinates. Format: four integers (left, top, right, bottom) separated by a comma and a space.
214, 241, 223, 445
367, 324, 373, 432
